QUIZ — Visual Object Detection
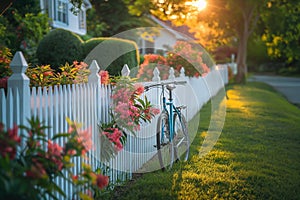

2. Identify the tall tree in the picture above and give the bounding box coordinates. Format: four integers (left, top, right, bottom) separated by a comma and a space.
199, 0, 265, 83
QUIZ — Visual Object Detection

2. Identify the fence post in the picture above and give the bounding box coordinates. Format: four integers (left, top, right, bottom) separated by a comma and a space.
168, 67, 175, 81
7, 51, 30, 127
121, 64, 130, 77
180, 67, 185, 78
152, 67, 161, 82
88, 60, 101, 86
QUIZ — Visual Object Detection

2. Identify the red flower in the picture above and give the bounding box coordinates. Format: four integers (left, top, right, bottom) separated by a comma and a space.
96, 174, 109, 189
0, 124, 20, 160
99, 70, 109, 85
26, 158, 47, 179
134, 83, 144, 95
43, 71, 53, 76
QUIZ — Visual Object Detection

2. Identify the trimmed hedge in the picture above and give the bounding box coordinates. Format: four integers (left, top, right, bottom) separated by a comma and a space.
83, 37, 140, 76
36, 29, 84, 71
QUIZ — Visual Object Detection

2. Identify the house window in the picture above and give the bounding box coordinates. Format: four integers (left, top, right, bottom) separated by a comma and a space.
55, 0, 68, 24
145, 40, 154, 54
78, 10, 85, 29
138, 38, 155, 55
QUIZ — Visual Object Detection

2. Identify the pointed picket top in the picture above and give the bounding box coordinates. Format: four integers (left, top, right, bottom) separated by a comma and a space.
180, 67, 185, 77
152, 67, 161, 82
88, 60, 101, 85
168, 67, 175, 80
10, 51, 28, 74
121, 64, 130, 77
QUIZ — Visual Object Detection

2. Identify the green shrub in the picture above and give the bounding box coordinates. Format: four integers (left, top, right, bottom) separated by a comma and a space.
83, 37, 139, 76
36, 29, 83, 71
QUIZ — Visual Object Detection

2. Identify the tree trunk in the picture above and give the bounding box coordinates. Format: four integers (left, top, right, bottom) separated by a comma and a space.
236, 35, 248, 83
236, 18, 249, 84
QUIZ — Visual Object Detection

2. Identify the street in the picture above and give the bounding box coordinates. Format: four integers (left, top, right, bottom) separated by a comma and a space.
249, 75, 300, 104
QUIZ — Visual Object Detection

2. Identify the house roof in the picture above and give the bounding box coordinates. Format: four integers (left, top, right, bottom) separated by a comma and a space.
149, 15, 196, 41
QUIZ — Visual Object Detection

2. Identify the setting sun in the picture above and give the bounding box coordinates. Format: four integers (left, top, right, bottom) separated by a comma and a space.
186, 0, 207, 11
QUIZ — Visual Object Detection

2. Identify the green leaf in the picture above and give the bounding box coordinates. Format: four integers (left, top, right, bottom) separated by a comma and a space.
52, 133, 71, 140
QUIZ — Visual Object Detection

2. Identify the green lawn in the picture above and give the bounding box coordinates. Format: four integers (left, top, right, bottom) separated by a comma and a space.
103, 82, 300, 200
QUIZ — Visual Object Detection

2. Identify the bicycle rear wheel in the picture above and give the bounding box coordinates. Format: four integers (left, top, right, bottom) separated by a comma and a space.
156, 112, 174, 170
173, 113, 189, 162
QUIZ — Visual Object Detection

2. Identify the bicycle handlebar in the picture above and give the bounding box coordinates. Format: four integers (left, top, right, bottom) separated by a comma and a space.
144, 80, 187, 91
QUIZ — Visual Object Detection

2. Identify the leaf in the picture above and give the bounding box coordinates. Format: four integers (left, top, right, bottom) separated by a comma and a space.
52, 133, 71, 140
99, 131, 118, 163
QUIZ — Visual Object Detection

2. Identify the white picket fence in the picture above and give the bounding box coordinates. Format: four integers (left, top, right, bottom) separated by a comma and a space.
0, 51, 228, 198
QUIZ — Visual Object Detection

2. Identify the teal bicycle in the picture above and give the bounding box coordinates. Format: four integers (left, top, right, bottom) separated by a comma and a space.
145, 80, 190, 170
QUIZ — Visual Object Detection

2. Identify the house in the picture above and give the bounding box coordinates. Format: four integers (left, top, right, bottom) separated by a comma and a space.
40, 0, 92, 35
138, 15, 196, 55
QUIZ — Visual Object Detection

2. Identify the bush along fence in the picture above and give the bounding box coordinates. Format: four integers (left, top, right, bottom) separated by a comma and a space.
0, 51, 228, 199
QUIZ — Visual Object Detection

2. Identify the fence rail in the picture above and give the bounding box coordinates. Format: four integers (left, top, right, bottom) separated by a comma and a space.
0, 51, 228, 198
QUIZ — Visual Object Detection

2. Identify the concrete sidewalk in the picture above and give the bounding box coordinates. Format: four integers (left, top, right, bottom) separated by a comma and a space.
248, 75, 300, 104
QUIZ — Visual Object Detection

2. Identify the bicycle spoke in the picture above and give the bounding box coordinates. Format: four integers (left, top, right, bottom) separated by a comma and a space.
173, 113, 190, 161
156, 112, 174, 170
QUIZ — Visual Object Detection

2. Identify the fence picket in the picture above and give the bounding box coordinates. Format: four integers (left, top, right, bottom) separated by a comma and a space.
6, 88, 13, 128
0, 89, 6, 126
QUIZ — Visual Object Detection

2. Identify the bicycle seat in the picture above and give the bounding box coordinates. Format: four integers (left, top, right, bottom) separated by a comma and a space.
166, 84, 176, 91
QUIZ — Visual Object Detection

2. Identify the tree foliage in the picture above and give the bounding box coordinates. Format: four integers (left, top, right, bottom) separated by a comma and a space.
0, 0, 50, 64
261, 0, 300, 65
87, 0, 147, 37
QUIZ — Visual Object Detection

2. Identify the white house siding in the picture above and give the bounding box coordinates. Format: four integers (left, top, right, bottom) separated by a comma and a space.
138, 16, 194, 55
40, 0, 91, 35
154, 29, 178, 52
52, 6, 87, 35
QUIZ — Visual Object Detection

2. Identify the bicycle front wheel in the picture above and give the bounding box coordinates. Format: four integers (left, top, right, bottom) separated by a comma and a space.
173, 113, 190, 162
156, 112, 174, 170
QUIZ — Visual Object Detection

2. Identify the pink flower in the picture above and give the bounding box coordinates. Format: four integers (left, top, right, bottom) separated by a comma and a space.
77, 127, 93, 154
115, 141, 123, 151
47, 140, 64, 171
150, 107, 160, 115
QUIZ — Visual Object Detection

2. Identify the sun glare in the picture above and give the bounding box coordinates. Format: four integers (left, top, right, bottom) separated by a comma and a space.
186, 0, 207, 11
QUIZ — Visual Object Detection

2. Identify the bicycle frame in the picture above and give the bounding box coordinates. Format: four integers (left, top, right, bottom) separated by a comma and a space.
160, 84, 182, 143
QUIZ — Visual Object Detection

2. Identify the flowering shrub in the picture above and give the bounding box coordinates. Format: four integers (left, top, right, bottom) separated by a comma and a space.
26, 61, 90, 87
137, 54, 169, 81
0, 117, 109, 200
55, 61, 89, 85
111, 77, 160, 133
0, 46, 12, 91
167, 41, 210, 77
0, 46, 12, 79
25, 64, 55, 87
99, 76, 160, 162
137, 41, 211, 81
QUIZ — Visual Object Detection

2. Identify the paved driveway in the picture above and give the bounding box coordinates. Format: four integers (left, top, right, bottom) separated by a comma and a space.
249, 75, 300, 104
